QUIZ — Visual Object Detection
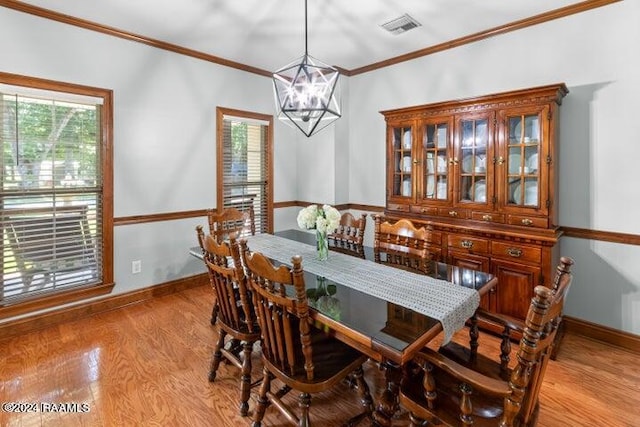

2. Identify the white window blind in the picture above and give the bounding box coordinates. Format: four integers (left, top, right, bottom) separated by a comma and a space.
221, 116, 269, 235
1, 88, 103, 303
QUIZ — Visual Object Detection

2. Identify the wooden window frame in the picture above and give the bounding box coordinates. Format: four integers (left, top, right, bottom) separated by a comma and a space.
216, 107, 273, 234
0, 72, 114, 319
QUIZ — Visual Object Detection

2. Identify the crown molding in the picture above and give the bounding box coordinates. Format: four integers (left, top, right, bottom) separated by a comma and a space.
0, 0, 272, 77
0, 0, 621, 77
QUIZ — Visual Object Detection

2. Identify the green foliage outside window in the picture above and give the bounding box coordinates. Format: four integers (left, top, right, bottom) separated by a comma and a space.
1, 95, 98, 191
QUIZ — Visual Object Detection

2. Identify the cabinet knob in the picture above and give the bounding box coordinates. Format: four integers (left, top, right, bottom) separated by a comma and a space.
413, 159, 419, 164
497, 156, 505, 165
482, 214, 492, 221
461, 240, 474, 249
507, 247, 523, 258
521, 218, 533, 226
448, 211, 458, 217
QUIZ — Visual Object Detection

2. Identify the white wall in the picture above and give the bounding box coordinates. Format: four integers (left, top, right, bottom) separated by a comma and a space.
0, 8, 298, 299
346, 1, 640, 334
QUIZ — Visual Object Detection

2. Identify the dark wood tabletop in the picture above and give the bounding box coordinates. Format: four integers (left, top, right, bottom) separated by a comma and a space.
191, 229, 497, 365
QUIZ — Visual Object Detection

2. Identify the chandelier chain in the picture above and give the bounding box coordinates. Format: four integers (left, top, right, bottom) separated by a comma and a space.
304, 0, 308, 56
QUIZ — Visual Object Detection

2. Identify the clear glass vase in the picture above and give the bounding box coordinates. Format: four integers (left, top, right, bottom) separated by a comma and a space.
316, 230, 329, 261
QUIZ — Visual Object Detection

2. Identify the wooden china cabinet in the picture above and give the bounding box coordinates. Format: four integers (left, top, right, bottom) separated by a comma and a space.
381, 83, 568, 325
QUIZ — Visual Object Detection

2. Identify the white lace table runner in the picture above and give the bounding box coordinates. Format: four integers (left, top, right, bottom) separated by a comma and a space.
246, 233, 479, 344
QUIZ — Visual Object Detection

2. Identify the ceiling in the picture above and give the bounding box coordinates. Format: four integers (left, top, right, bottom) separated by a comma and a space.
13, 0, 600, 74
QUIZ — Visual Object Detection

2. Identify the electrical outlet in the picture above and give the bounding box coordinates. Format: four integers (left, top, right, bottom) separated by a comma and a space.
132, 260, 142, 274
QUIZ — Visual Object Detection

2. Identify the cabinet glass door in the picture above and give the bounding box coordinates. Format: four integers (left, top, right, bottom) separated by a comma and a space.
506, 114, 540, 207
458, 118, 489, 204
422, 122, 449, 200
391, 126, 413, 198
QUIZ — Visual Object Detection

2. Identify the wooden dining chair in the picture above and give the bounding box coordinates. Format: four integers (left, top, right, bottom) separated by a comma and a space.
399, 257, 574, 427
327, 212, 367, 258
197, 228, 261, 417
207, 207, 254, 242
473, 256, 575, 363
372, 215, 435, 274
202, 207, 254, 324
238, 239, 374, 427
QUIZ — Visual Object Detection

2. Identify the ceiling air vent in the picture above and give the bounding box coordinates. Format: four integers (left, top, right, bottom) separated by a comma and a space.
381, 13, 421, 35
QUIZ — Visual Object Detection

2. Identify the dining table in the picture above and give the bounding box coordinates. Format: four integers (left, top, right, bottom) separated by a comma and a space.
191, 229, 497, 426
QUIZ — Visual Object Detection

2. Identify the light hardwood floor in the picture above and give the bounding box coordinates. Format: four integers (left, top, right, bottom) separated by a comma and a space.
1, 284, 638, 427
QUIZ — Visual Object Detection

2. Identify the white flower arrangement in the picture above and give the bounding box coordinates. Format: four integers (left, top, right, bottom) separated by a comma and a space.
296, 204, 341, 234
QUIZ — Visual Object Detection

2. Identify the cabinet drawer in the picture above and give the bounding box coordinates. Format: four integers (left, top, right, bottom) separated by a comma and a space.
471, 212, 505, 224
410, 205, 438, 216
387, 202, 410, 213
506, 214, 548, 228
448, 235, 489, 254
437, 208, 469, 220
491, 242, 541, 264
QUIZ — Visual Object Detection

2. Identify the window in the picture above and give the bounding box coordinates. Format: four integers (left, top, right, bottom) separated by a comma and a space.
0, 72, 113, 318
216, 107, 272, 234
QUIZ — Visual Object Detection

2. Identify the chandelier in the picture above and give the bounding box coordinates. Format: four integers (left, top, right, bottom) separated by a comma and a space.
272, 0, 341, 137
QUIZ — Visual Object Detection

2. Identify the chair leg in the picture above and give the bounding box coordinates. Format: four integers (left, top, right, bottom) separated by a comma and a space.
499, 327, 512, 374
298, 392, 311, 427
468, 314, 479, 362
344, 366, 374, 426
372, 361, 403, 426
352, 366, 373, 413
252, 368, 272, 427
239, 341, 253, 416
209, 330, 227, 382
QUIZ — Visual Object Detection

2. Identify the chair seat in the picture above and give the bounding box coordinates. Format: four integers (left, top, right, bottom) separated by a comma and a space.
263, 325, 369, 391
439, 341, 511, 382
217, 320, 261, 343
401, 365, 506, 427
